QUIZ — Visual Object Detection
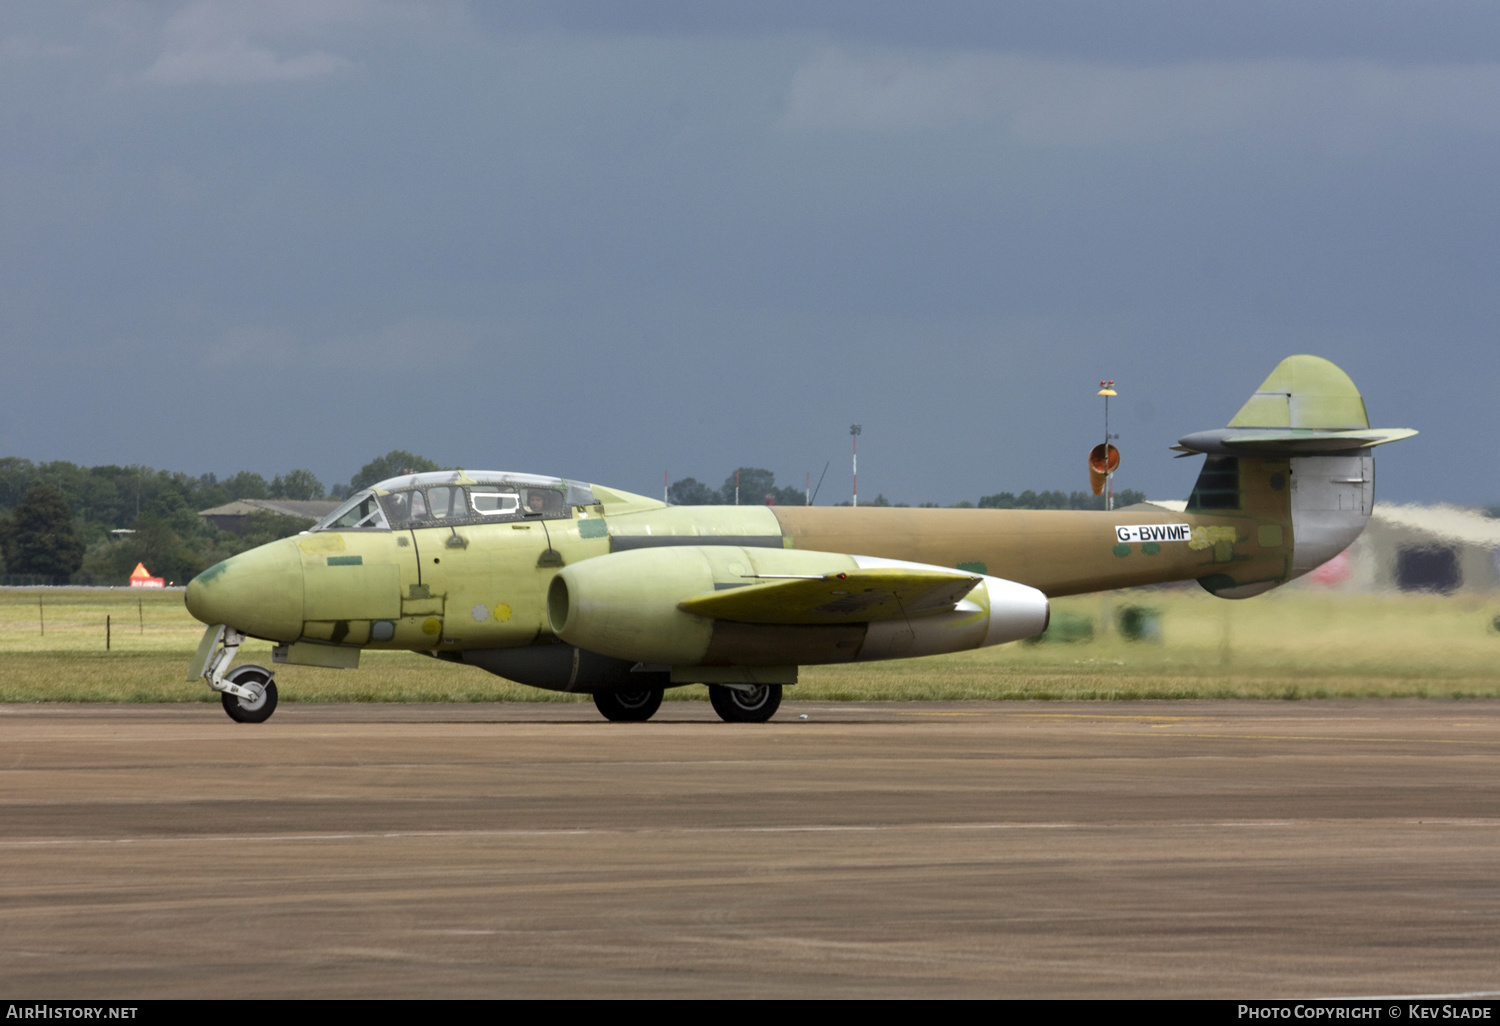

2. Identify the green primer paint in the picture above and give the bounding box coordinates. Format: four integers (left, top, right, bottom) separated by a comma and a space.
577, 518, 607, 539
957, 561, 987, 574
1112, 544, 1131, 558
327, 555, 363, 566
1228, 355, 1369, 429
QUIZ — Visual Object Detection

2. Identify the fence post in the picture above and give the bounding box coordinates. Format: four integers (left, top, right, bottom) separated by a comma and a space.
106, 614, 111, 651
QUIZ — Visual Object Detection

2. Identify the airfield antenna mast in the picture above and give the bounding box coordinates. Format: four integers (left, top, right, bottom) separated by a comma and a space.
850, 425, 862, 508
810, 461, 829, 506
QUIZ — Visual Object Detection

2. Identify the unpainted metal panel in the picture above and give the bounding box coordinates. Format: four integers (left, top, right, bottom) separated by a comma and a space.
303, 564, 401, 621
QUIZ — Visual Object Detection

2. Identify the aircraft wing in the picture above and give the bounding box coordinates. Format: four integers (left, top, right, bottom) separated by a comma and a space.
677, 568, 983, 625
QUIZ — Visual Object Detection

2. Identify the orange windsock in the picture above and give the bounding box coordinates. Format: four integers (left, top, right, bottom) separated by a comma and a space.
1088, 443, 1120, 496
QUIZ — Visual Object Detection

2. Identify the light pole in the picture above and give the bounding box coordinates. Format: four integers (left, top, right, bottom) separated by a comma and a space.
1097, 380, 1117, 511
850, 425, 861, 508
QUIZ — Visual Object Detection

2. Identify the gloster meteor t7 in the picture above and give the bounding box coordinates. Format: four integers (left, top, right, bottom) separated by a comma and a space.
185, 355, 1414, 724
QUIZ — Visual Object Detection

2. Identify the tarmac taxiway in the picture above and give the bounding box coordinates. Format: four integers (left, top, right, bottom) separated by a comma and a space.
0, 700, 1498, 998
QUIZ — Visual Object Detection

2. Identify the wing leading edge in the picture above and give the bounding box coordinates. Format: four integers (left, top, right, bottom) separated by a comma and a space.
677, 569, 983, 625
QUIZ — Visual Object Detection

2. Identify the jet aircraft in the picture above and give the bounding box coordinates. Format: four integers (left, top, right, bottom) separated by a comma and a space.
185, 355, 1414, 724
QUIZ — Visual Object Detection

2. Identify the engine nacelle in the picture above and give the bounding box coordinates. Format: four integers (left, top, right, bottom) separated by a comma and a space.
547, 546, 1048, 668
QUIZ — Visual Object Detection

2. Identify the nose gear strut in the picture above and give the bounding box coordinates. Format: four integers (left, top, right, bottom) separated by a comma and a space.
188, 624, 280, 722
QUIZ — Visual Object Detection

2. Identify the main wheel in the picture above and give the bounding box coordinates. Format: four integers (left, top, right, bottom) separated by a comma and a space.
220, 665, 279, 723
708, 683, 782, 723
592, 687, 663, 722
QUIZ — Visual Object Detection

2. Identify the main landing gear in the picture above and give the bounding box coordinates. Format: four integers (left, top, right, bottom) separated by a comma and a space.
590, 683, 783, 723
194, 625, 280, 724
592, 687, 664, 722
708, 683, 782, 723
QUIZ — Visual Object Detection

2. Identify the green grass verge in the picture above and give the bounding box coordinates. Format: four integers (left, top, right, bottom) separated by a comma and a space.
1, 586, 1497, 703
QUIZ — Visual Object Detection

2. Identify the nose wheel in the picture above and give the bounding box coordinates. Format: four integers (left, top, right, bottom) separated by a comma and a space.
220, 665, 279, 723
708, 683, 782, 723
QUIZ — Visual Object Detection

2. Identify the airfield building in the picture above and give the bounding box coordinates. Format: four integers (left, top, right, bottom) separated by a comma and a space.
198, 498, 342, 536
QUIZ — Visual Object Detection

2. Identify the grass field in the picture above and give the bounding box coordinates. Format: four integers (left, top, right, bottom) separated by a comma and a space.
1, 586, 1497, 704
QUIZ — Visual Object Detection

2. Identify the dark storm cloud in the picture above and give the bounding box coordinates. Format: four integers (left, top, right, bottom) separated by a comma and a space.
0, 1, 1494, 506
481, 0, 1500, 64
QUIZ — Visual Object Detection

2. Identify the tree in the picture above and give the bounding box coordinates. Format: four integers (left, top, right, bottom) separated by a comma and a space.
668, 477, 717, 505
81, 517, 202, 586
141, 488, 208, 538
238, 510, 315, 546
7, 485, 85, 578
349, 451, 443, 492
222, 471, 269, 501
269, 469, 324, 501
0, 457, 37, 511
977, 488, 1146, 510
669, 470, 808, 505
720, 468, 775, 505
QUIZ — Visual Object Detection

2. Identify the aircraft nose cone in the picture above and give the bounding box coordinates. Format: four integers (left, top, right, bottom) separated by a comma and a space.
185, 538, 304, 642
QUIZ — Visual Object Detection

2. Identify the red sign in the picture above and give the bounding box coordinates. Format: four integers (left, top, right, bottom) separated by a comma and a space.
129, 562, 166, 589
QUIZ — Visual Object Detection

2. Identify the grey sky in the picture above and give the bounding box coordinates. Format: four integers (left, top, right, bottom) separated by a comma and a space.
2, 2, 1495, 506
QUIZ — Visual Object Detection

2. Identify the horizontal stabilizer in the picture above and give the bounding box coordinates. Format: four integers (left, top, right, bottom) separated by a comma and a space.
677, 569, 982, 625
1173, 426, 1417, 456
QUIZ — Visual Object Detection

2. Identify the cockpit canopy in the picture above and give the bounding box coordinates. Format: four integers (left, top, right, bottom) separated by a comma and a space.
311, 471, 596, 533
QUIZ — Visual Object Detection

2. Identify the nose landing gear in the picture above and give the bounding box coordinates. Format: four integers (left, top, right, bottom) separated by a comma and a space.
220, 665, 279, 723
191, 624, 281, 723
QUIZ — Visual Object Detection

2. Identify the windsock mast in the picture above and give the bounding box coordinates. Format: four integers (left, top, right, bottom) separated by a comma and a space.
1090, 380, 1120, 510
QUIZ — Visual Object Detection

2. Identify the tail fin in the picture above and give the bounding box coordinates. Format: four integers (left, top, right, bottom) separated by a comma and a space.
1176, 355, 1416, 598
1175, 355, 1417, 456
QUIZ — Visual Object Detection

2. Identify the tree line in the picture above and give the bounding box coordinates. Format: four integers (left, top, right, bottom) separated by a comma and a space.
0, 450, 442, 585
668, 468, 811, 507
670, 467, 1143, 511
0, 454, 1145, 585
